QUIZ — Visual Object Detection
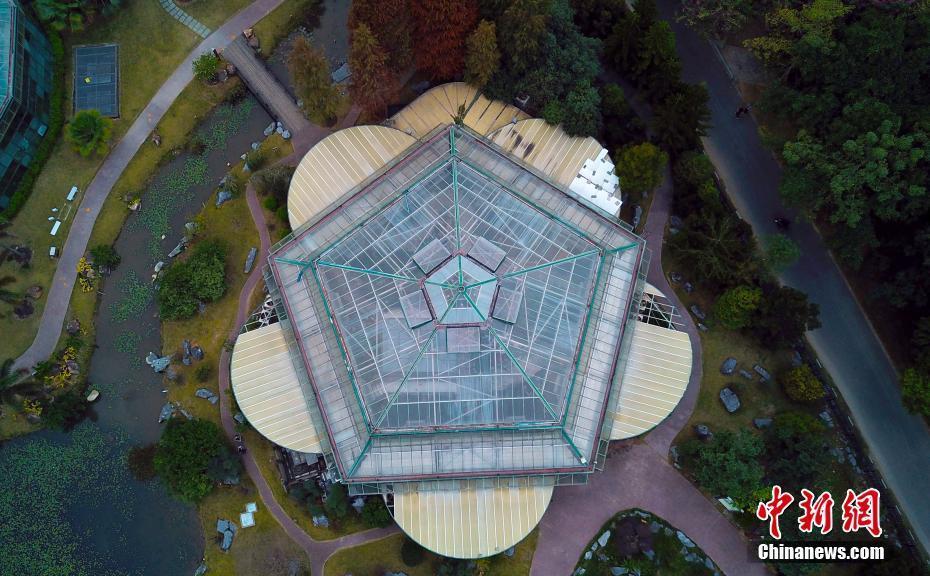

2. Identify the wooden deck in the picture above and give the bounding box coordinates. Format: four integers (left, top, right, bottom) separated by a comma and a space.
222, 36, 310, 133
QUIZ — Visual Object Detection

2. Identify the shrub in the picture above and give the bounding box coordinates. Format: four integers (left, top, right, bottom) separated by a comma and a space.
192, 52, 219, 83
127, 444, 158, 481
157, 240, 227, 320
153, 418, 228, 502
360, 497, 393, 528
89, 244, 121, 269
764, 233, 801, 270
253, 166, 294, 203
681, 429, 764, 504
324, 483, 349, 521
66, 109, 113, 157
42, 388, 88, 430
401, 537, 426, 566
782, 364, 825, 403
901, 367, 930, 418
245, 148, 268, 172
614, 142, 668, 199
275, 206, 289, 224
263, 196, 279, 211
714, 285, 762, 330
195, 365, 212, 383
765, 412, 827, 491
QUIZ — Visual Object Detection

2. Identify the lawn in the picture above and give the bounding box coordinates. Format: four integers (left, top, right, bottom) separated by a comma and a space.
198, 476, 310, 575
324, 531, 538, 576
0, 1, 199, 362
181, 0, 256, 30
251, 0, 322, 56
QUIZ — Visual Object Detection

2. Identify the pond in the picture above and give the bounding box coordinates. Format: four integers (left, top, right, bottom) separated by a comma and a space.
0, 94, 271, 576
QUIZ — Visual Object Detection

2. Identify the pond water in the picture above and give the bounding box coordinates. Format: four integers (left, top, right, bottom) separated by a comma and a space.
0, 94, 271, 576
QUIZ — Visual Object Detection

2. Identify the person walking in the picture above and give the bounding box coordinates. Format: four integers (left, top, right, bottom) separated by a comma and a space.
735, 105, 749, 118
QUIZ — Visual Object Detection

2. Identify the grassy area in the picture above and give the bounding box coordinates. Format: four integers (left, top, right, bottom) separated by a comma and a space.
324, 531, 538, 576
251, 0, 321, 55
0, 2, 199, 362
181, 0, 255, 30
198, 476, 310, 575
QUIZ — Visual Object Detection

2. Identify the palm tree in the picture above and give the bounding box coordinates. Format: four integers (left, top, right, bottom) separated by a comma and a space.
0, 276, 22, 306
67, 109, 113, 157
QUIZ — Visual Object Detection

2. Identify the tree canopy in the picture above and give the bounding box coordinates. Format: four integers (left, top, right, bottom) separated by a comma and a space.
410, 0, 479, 79
348, 0, 413, 72
614, 142, 668, 199
67, 110, 112, 157
464, 20, 501, 88
349, 24, 399, 117
287, 37, 342, 123
157, 240, 227, 320
682, 429, 764, 503
714, 285, 762, 330
154, 419, 229, 502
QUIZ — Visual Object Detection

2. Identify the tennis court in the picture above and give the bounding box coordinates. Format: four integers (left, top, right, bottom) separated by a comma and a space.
73, 44, 119, 117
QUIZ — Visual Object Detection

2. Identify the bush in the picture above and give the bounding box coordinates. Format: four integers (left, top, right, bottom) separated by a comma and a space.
360, 497, 393, 528
42, 388, 88, 430
901, 367, 930, 418
765, 412, 827, 491
713, 285, 761, 330
253, 166, 294, 203
157, 240, 228, 320
275, 206, 290, 225
66, 109, 113, 157
764, 233, 801, 270
195, 365, 212, 383
401, 537, 426, 566
153, 418, 229, 502
614, 142, 668, 199
89, 244, 121, 269
192, 52, 219, 83
127, 444, 158, 481
263, 196, 279, 211
324, 483, 349, 520
681, 429, 764, 504
245, 148, 268, 172
1, 28, 65, 219
782, 364, 825, 403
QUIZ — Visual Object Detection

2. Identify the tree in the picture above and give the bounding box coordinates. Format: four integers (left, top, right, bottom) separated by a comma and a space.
682, 429, 764, 503
324, 483, 349, 520
288, 37, 342, 123
42, 388, 88, 430
401, 537, 427, 566
153, 419, 228, 502
782, 364, 825, 403
614, 142, 668, 199
90, 244, 120, 270
600, 84, 645, 151
678, 0, 749, 39
750, 284, 821, 347
765, 412, 828, 492
360, 497, 393, 528
744, 0, 852, 73
651, 83, 711, 153
465, 20, 500, 88
348, 0, 413, 72
34, 0, 83, 32
763, 233, 801, 270
157, 240, 227, 320
561, 80, 601, 137
901, 367, 930, 418
497, 0, 550, 74
410, 0, 479, 79
192, 52, 219, 83
669, 210, 759, 287
571, 0, 627, 38
714, 285, 762, 329
349, 24, 399, 117
66, 110, 112, 157
206, 449, 242, 485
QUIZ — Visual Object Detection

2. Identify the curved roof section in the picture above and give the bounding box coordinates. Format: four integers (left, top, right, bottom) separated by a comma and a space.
487, 119, 605, 189
609, 283, 692, 440
393, 478, 553, 558
287, 125, 416, 230
0, 0, 16, 109
230, 322, 323, 452
389, 82, 529, 138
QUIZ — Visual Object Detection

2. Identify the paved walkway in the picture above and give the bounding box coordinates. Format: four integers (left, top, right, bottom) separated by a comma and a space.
13, 0, 289, 372
222, 36, 311, 134
657, 0, 930, 553
218, 177, 398, 576
157, 0, 211, 38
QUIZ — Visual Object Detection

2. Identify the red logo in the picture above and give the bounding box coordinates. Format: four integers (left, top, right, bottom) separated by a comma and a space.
756, 486, 882, 539
756, 485, 794, 540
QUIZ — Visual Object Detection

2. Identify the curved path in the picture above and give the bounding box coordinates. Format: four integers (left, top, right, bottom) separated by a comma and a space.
530, 174, 769, 576
13, 0, 288, 372
656, 0, 930, 553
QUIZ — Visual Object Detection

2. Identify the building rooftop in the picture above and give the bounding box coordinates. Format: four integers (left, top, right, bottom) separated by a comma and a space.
0, 0, 15, 111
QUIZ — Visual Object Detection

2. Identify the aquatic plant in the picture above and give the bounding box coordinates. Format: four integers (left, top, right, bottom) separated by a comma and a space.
109, 271, 153, 324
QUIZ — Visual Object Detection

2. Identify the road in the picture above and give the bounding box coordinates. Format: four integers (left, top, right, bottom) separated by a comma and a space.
13, 0, 289, 372
657, 0, 930, 553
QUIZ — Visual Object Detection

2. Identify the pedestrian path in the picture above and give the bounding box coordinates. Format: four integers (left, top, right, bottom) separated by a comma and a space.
157, 0, 211, 38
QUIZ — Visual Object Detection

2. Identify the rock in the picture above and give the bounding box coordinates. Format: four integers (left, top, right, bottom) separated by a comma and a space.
738, 368, 753, 380
792, 350, 803, 367
66, 318, 81, 335
287, 560, 300, 576
216, 190, 233, 207
168, 238, 187, 258
244, 247, 257, 274
165, 366, 179, 381
573, 568, 586, 576
198, 302, 207, 315
669, 271, 683, 284
158, 403, 175, 422
685, 552, 701, 563
683, 281, 693, 294
26, 285, 43, 299
697, 322, 708, 332
610, 568, 628, 576
195, 388, 218, 403
584, 551, 592, 560
194, 562, 208, 576
753, 364, 772, 381
669, 445, 680, 467
598, 530, 611, 548
263, 122, 275, 136
240, 153, 247, 160
669, 215, 684, 229
247, 35, 260, 50
251, 142, 260, 150
689, 304, 706, 320
185, 221, 198, 235
182, 356, 192, 366
183, 339, 192, 356
504, 546, 515, 557
694, 424, 712, 439
351, 497, 365, 513
643, 549, 655, 560
705, 557, 715, 570
649, 521, 661, 533
753, 418, 773, 429
154, 261, 165, 273
234, 412, 246, 425
276, 121, 283, 132
26, 413, 42, 424
632, 205, 643, 228
180, 408, 193, 420
590, 542, 598, 552
719, 387, 740, 413
819, 410, 834, 428
217, 518, 237, 550
677, 531, 696, 548
146, 352, 171, 373
720, 357, 737, 375
312, 515, 329, 527
192, 346, 205, 361
282, 129, 291, 140
596, 552, 609, 562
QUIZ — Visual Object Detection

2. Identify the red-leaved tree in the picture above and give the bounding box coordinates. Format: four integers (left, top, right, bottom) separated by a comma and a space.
410, 0, 479, 79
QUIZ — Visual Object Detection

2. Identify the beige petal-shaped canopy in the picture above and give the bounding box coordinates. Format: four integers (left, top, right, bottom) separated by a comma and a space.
389, 82, 529, 138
